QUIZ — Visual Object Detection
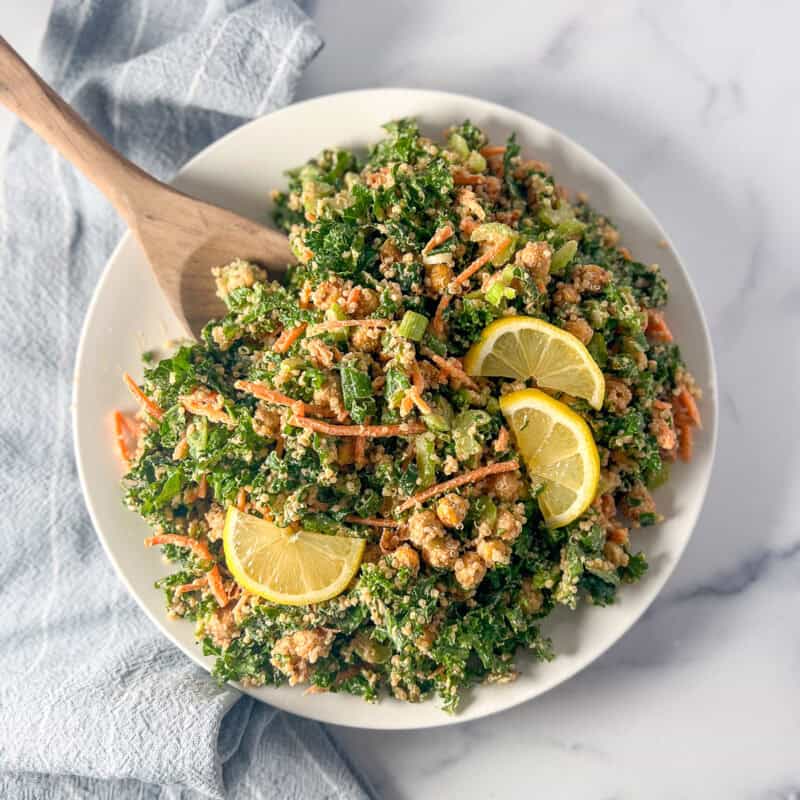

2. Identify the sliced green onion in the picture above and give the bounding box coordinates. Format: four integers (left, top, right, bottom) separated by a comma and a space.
397, 310, 429, 341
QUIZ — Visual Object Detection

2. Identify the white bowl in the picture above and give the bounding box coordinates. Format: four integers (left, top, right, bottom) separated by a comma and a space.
73, 89, 717, 730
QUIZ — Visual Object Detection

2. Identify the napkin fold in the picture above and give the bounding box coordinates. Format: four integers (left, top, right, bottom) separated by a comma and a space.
0, 2, 369, 797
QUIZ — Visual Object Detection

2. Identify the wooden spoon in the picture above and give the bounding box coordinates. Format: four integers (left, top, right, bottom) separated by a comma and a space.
0, 36, 293, 337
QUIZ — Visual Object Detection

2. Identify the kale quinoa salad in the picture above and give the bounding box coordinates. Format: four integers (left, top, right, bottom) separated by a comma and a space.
113, 119, 702, 712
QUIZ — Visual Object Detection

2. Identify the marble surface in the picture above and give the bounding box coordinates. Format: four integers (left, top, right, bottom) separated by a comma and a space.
3, 1, 798, 798
298, 2, 800, 798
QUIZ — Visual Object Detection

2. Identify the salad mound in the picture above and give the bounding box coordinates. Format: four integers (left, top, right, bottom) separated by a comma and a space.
118, 119, 701, 711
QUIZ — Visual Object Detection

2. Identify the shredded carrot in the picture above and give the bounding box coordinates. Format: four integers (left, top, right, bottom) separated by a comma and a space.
421, 349, 479, 391
234, 380, 306, 415
197, 474, 208, 499
179, 393, 233, 426
207, 565, 228, 607
396, 460, 520, 513
347, 286, 363, 308
449, 239, 511, 290
113, 410, 132, 462
273, 323, 306, 353
305, 319, 390, 337
431, 294, 452, 337
344, 515, 401, 528
422, 224, 454, 255
175, 577, 208, 596
431, 240, 508, 339
234, 379, 335, 418
480, 145, 506, 157
410, 363, 425, 394
289, 415, 426, 438
354, 436, 367, 469
645, 309, 673, 343
676, 388, 702, 428
494, 426, 510, 453
236, 487, 247, 512
408, 388, 432, 415
399, 392, 415, 416
677, 421, 693, 462
144, 534, 213, 563
459, 217, 478, 237
453, 171, 486, 185
122, 372, 164, 420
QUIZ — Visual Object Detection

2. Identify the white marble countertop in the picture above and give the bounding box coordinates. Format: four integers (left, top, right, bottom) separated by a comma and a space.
4, 2, 798, 798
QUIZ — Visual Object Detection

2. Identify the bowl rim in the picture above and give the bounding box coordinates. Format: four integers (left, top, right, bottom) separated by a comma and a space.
72, 87, 718, 730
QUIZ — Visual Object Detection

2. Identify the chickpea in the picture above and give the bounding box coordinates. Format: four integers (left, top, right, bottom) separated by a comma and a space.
605, 377, 633, 413
477, 538, 511, 567
564, 317, 593, 345
495, 507, 523, 541
454, 551, 487, 590
391, 544, 420, 574
436, 493, 469, 529
425, 262, 454, 294
488, 471, 524, 502
421, 536, 459, 570
518, 578, 544, 614
603, 541, 629, 568
407, 510, 445, 547
572, 264, 611, 293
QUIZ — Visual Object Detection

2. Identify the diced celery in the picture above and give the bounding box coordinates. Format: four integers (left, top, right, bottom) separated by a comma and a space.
537, 203, 574, 228
466, 151, 487, 173
447, 132, 470, 160
423, 413, 450, 432
587, 333, 608, 368
325, 302, 349, 341
486, 281, 516, 307
647, 460, 671, 489
452, 410, 491, 461
397, 310, 429, 341
550, 240, 578, 274
301, 180, 333, 217
584, 299, 609, 329
470, 222, 518, 266
555, 219, 586, 239
353, 633, 392, 664
471, 496, 497, 527
415, 432, 437, 489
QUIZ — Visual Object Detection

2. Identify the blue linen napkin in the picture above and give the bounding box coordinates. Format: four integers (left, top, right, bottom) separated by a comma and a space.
0, 2, 370, 798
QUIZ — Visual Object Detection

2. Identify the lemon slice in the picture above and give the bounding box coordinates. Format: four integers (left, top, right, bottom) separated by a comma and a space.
500, 388, 600, 528
223, 508, 365, 606
464, 316, 605, 410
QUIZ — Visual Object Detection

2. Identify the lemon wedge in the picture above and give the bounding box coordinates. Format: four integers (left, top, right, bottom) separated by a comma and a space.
464, 316, 605, 409
223, 508, 365, 605
500, 388, 600, 527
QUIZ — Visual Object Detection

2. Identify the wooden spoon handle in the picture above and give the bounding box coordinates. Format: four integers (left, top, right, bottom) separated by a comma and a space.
0, 35, 153, 225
